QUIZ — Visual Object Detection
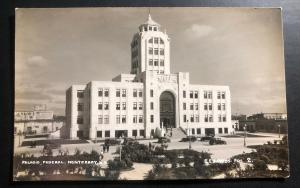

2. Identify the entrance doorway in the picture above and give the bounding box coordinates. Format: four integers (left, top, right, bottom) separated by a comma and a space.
205, 128, 215, 136
115, 130, 128, 138
160, 91, 176, 128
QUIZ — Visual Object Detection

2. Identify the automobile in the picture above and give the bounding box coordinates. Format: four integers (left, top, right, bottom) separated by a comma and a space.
200, 135, 213, 141
209, 137, 227, 145
157, 137, 171, 144
180, 136, 197, 142
43, 143, 61, 150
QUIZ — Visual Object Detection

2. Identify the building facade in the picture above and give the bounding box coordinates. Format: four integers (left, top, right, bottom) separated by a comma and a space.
14, 105, 64, 136
66, 14, 233, 139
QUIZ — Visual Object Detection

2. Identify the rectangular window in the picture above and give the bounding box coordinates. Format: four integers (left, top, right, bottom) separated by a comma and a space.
222, 92, 226, 99
190, 103, 194, 110
195, 91, 198, 99
192, 128, 195, 135
97, 131, 102, 138
195, 103, 199, 110
208, 91, 212, 99
116, 102, 120, 110
219, 128, 223, 134
160, 49, 164, 55
122, 115, 126, 123
224, 128, 228, 134
190, 91, 193, 98
133, 89, 137, 97
77, 90, 84, 98
183, 102, 186, 110
195, 115, 199, 122
133, 115, 137, 123
98, 89, 103, 97
183, 115, 187, 122
122, 89, 126, 97
104, 89, 109, 97
222, 103, 226, 110
218, 115, 222, 122
139, 115, 143, 123
138, 90, 143, 97
204, 91, 208, 99
217, 92, 221, 99
183, 90, 186, 98
150, 102, 154, 110
77, 116, 83, 124
104, 102, 109, 110
190, 115, 194, 122
116, 115, 120, 124
209, 103, 212, 110
204, 103, 208, 110
154, 38, 159, 44
204, 115, 208, 122
104, 115, 109, 124
133, 102, 137, 110
154, 48, 159, 55
149, 59, 153, 66
105, 131, 110, 137
154, 59, 158, 66
197, 128, 201, 135
139, 102, 143, 110
150, 89, 154, 97
140, 129, 145, 137
223, 115, 227, 122
98, 115, 103, 124
77, 103, 83, 111
149, 26, 152, 31
122, 102, 126, 110
160, 38, 164, 44
116, 89, 120, 97
209, 115, 213, 122
218, 103, 221, 110
160, 60, 164, 66
149, 48, 153, 54
150, 115, 154, 123
98, 102, 103, 110
132, 130, 137, 137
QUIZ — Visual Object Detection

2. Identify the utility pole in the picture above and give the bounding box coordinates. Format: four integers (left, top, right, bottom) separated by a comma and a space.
187, 119, 191, 150
244, 124, 247, 147
278, 124, 281, 138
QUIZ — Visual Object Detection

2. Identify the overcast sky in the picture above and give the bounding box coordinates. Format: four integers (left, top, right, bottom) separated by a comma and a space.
15, 8, 287, 116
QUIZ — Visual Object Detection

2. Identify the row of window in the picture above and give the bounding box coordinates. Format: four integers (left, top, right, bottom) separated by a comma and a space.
149, 48, 164, 55
183, 90, 226, 99
149, 59, 164, 66
142, 25, 159, 32
77, 113, 227, 125
183, 114, 227, 123
96, 129, 145, 138
98, 88, 143, 98
182, 103, 226, 111
148, 37, 164, 44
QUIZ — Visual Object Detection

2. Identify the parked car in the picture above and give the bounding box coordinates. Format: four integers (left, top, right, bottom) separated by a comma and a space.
157, 137, 171, 144
209, 137, 227, 145
200, 136, 213, 141
43, 143, 61, 150
181, 136, 197, 142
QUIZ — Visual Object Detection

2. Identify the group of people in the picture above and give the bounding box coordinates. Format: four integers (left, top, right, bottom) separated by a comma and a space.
102, 143, 110, 153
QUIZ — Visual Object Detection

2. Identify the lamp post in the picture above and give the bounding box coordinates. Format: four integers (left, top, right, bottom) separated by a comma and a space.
278, 124, 281, 138
187, 119, 191, 150
119, 134, 124, 161
243, 124, 247, 147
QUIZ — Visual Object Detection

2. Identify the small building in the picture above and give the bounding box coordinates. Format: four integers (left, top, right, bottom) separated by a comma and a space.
14, 105, 64, 137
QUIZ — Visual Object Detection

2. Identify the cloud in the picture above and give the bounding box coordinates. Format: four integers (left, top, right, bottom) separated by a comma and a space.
15, 90, 52, 101
26, 56, 48, 67
184, 24, 214, 40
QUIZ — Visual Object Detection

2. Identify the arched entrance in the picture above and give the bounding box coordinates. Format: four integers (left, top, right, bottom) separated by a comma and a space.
160, 91, 176, 128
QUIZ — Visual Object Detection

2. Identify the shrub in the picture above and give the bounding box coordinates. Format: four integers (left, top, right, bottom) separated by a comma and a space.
253, 160, 267, 171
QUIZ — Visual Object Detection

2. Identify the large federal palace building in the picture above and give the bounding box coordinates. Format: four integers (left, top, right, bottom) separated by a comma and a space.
66, 14, 233, 139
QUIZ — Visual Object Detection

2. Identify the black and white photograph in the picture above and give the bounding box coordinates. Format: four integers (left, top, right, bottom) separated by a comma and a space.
13, 7, 289, 181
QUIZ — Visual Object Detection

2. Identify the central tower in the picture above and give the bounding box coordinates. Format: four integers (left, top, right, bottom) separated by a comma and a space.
130, 14, 171, 75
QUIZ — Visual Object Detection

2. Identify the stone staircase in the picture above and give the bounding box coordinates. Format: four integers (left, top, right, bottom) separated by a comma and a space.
166, 127, 186, 139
